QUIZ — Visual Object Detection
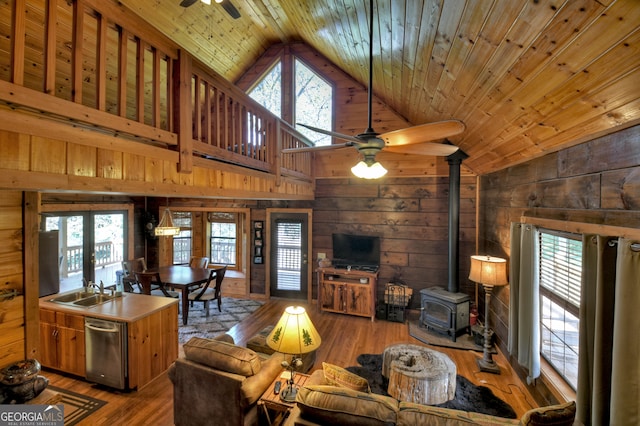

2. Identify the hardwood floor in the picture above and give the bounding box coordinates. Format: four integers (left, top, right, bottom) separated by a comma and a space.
42, 299, 538, 425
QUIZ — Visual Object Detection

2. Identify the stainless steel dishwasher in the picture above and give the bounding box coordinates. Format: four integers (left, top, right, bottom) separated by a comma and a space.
85, 317, 128, 389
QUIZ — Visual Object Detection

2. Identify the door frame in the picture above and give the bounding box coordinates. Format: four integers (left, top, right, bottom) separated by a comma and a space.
41, 202, 135, 277
265, 208, 313, 305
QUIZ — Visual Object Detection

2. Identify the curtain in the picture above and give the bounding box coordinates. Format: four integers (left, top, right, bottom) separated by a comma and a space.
610, 238, 640, 424
508, 223, 540, 384
576, 235, 616, 425
577, 236, 640, 425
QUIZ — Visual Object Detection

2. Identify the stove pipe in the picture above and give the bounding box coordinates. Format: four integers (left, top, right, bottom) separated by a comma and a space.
446, 149, 469, 294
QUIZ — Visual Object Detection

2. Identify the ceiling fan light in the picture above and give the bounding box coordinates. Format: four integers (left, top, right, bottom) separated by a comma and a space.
201, 0, 212, 5
351, 160, 387, 179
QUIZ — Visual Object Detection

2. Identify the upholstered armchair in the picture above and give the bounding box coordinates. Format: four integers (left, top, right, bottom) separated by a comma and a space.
168, 334, 289, 426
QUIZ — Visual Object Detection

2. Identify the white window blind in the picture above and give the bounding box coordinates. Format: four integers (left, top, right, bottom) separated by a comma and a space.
538, 230, 582, 389
539, 231, 582, 310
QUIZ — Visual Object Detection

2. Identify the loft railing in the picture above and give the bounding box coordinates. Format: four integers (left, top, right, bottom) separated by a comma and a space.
0, 0, 313, 180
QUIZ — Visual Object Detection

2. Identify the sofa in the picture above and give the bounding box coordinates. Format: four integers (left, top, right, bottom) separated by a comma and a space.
168, 334, 290, 426
284, 369, 577, 426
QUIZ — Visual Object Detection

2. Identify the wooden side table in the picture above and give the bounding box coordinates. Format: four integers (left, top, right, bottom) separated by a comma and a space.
258, 372, 310, 426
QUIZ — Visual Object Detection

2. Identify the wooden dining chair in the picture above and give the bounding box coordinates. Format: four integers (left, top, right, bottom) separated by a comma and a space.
134, 271, 179, 299
187, 266, 227, 317
122, 258, 148, 292
188, 256, 210, 268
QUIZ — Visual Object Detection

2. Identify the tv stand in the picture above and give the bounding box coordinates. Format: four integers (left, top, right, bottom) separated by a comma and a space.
317, 267, 378, 321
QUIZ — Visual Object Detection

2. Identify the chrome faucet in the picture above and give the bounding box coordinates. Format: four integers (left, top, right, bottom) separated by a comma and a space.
85, 280, 100, 293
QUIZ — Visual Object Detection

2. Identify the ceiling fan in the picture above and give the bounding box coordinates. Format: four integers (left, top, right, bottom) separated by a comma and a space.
283, 0, 465, 179
180, 0, 241, 20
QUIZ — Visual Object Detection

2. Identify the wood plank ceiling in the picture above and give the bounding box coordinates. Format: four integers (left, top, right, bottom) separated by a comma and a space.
119, 0, 640, 175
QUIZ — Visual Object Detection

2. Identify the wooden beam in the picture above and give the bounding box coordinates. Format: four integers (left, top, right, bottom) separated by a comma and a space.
176, 50, 193, 173
72, 0, 84, 103
0, 80, 177, 146
118, 28, 128, 117
11, 0, 26, 85
23, 192, 41, 359
136, 40, 145, 123
44, 0, 57, 94
96, 12, 107, 111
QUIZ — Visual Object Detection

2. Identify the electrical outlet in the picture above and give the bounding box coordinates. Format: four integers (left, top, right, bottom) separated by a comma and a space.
317, 252, 326, 259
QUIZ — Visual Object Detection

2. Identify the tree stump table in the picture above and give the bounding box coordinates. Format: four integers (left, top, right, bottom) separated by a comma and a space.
382, 343, 456, 405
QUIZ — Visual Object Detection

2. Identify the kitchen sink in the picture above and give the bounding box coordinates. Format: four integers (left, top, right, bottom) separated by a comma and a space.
49, 291, 94, 303
73, 294, 115, 307
49, 290, 116, 307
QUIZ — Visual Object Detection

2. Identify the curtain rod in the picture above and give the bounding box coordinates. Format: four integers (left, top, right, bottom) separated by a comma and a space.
607, 238, 640, 252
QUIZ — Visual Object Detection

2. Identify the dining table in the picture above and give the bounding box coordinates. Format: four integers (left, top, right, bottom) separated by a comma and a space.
155, 264, 225, 325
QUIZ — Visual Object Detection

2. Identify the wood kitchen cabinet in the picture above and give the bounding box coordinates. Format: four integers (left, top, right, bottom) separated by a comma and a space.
39, 293, 178, 390
39, 308, 86, 377
317, 268, 377, 321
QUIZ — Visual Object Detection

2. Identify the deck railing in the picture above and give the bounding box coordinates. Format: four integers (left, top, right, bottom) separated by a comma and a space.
64, 242, 123, 275
0, 0, 313, 180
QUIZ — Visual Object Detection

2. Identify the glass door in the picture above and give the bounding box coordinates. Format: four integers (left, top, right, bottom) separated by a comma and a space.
44, 211, 127, 292
269, 212, 309, 299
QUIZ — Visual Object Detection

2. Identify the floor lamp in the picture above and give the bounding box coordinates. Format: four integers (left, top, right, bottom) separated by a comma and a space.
469, 255, 508, 374
266, 306, 321, 402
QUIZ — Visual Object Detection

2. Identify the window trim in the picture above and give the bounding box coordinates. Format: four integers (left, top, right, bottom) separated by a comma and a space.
208, 213, 240, 269
538, 228, 581, 392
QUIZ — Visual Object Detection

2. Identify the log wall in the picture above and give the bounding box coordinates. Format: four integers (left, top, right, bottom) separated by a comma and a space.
479, 124, 640, 402
312, 175, 478, 307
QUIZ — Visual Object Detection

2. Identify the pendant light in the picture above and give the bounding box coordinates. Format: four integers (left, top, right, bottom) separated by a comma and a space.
155, 202, 180, 236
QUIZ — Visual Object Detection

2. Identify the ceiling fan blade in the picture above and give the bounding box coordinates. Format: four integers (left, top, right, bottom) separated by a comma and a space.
179, 0, 198, 7
297, 123, 362, 144
384, 142, 459, 156
282, 142, 355, 154
380, 120, 465, 147
220, 0, 241, 19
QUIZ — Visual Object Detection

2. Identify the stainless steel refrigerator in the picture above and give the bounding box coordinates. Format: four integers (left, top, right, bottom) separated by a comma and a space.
39, 231, 60, 297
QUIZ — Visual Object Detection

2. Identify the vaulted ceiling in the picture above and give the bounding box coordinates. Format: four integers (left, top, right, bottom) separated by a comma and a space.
120, 0, 640, 175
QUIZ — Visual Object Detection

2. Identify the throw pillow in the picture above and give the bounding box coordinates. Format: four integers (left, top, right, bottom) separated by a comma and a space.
183, 337, 261, 376
323, 362, 371, 392
297, 385, 398, 426
520, 401, 576, 426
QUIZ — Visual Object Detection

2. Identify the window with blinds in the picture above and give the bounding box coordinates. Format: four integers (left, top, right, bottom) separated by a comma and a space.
209, 213, 238, 267
538, 230, 582, 390
172, 212, 192, 265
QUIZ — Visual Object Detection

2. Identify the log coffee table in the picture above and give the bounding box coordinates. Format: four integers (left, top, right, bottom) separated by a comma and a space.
382, 343, 456, 405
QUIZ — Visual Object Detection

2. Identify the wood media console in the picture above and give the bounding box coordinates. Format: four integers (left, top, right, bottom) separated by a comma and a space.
317, 267, 378, 321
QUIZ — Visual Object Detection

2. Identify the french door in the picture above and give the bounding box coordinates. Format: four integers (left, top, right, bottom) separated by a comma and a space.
43, 211, 127, 291
268, 210, 311, 300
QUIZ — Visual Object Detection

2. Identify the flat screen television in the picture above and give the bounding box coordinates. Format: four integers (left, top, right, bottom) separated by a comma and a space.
332, 233, 380, 266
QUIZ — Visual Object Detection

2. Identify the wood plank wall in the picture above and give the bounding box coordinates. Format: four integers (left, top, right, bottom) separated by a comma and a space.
0, 191, 25, 366
311, 176, 478, 307
478, 124, 640, 401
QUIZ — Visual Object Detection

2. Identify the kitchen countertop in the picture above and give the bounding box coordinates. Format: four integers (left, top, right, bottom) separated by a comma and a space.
39, 289, 178, 322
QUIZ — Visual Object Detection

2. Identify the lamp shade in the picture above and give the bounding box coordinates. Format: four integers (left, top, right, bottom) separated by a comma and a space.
469, 255, 508, 286
351, 160, 388, 179
267, 306, 321, 355
154, 208, 180, 236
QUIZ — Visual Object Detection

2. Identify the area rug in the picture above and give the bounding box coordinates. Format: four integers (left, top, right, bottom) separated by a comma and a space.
346, 353, 517, 418
178, 297, 264, 344
47, 385, 107, 426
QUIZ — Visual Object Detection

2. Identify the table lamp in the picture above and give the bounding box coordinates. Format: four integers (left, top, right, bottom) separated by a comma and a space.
267, 306, 321, 402
469, 255, 508, 374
